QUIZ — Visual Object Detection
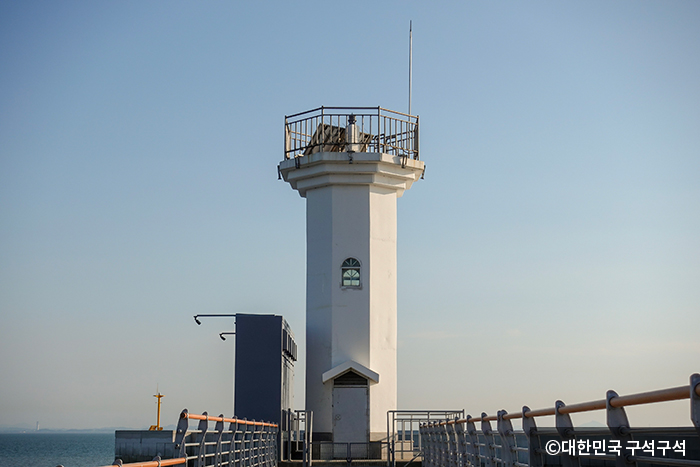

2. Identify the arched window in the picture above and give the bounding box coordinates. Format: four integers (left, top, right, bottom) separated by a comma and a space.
341, 258, 361, 287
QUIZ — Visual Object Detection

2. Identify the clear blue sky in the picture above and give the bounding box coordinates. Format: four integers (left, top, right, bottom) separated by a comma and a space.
1, 1, 698, 430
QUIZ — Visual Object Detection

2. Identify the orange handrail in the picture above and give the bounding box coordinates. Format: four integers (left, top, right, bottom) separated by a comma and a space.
432, 379, 700, 427
181, 411, 278, 428
97, 458, 186, 467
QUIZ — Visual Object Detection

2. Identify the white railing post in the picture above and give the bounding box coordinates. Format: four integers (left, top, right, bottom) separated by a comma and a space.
555, 401, 579, 467
605, 392, 634, 467
195, 412, 209, 467
522, 406, 543, 467
497, 410, 517, 467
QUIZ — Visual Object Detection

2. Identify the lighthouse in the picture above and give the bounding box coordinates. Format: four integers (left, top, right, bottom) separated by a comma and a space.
279, 107, 424, 445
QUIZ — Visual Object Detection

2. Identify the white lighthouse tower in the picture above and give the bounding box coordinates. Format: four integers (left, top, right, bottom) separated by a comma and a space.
279, 107, 424, 444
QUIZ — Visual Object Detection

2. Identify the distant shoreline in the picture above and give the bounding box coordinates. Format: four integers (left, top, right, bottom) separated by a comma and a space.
1, 428, 131, 434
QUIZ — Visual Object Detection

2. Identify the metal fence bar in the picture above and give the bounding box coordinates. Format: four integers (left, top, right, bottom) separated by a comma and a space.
387, 410, 464, 467
164, 409, 278, 467
100, 459, 187, 467
283, 107, 419, 161
420, 373, 700, 467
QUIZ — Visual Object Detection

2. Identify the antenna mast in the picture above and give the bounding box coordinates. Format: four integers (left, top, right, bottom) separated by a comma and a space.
408, 20, 413, 115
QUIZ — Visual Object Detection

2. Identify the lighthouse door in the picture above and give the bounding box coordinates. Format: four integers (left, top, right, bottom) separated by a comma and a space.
332, 371, 369, 449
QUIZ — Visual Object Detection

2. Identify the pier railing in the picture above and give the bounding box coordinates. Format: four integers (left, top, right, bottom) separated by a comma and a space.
419, 373, 700, 467
308, 441, 388, 463
283, 409, 312, 466
284, 106, 419, 162
173, 409, 278, 467
387, 410, 465, 465
108, 458, 186, 467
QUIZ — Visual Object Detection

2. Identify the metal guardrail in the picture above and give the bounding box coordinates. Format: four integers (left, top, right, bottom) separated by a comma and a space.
173, 409, 278, 467
283, 409, 312, 466
420, 373, 700, 467
104, 458, 186, 467
387, 410, 465, 466
310, 441, 388, 463
284, 107, 419, 162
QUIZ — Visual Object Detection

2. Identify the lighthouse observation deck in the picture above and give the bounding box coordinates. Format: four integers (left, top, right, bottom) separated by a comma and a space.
284, 107, 419, 162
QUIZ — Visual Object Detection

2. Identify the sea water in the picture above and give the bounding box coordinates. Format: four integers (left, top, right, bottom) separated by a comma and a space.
0, 433, 114, 467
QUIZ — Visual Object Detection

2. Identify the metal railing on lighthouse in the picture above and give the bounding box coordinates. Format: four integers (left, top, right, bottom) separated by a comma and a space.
284, 107, 419, 163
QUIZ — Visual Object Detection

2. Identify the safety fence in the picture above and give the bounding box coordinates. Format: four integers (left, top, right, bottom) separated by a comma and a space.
282, 409, 312, 466
284, 107, 419, 162
107, 409, 278, 467
309, 441, 387, 463
107, 458, 186, 467
387, 410, 465, 466
174, 409, 277, 467
420, 373, 700, 467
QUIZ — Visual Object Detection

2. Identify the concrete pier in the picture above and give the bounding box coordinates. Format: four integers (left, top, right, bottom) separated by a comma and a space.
114, 430, 179, 463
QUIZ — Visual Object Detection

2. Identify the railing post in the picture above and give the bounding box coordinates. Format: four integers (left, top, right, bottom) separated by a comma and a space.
261, 423, 268, 467
247, 421, 253, 467
522, 406, 543, 467
431, 422, 440, 467
555, 401, 579, 467
195, 412, 209, 467
497, 410, 516, 467
387, 411, 394, 467
417, 424, 425, 467
430, 423, 440, 467
241, 419, 249, 467
268, 424, 274, 467
430, 424, 440, 467
271, 424, 278, 467
455, 422, 467, 467
234, 420, 242, 467
428, 422, 440, 467
252, 420, 260, 467
691, 373, 700, 438
606, 391, 636, 467
443, 424, 452, 467
264, 423, 270, 467
290, 410, 295, 463
263, 424, 269, 467
260, 423, 265, 466
253, 423, 259, 467
174, 410, 190, 460
267, 424, 273, 467
481, 414, 496, 467
306, 411, 313, 467
320, 107, 325, 150
446, 423, 458, 467
213, 415, 224, 467
284, 116, 289, 159
414, 116, 419, 160
419, 424, 428, 467
226, 419, 237, 467
466, 416, 480, 467
252, 421, 259, 467
270, 426, 280, 465
435, 424, 445, 467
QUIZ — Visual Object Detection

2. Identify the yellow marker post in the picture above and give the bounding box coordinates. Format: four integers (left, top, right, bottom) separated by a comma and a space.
149, 391, 164, 431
